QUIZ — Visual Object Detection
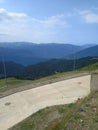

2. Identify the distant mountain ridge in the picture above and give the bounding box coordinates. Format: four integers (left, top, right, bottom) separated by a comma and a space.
68, 45, 98, 59
0, 42, 83, 65
0, 42, 97, 65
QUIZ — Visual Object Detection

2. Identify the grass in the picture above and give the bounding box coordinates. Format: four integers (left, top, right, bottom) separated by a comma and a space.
9, 105, 69, 130
46, 94, 90, 130
80, 62, 98, 72
61, 91, 98, 130
0, 70, 79, 89
0, 77, 31, 89
0, 78, 6, 88
0, 77, 33, 97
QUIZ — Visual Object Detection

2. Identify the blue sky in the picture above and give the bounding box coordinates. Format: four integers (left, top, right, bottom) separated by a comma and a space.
0, 0, 98, 44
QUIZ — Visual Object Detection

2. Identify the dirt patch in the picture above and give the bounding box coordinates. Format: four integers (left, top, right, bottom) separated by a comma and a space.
78, 82, 82, 84
5, 102, 11, 106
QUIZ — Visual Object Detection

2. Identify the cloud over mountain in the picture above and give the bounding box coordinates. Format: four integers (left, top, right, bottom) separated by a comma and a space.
0, 8, 27, 21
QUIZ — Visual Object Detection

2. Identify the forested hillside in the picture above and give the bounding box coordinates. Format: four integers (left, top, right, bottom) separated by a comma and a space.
0, 61, 24, 78
0, 56, 98, 80
15, 56, 98, 80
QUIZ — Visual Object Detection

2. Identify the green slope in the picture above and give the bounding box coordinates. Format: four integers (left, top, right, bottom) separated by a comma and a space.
80, 62, 98, 71
0, 77, 31, 89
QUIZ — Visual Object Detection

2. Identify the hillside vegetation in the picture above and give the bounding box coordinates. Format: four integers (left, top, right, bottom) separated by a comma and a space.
81, 62, 98, 71
15, 56, 98, 80
0, 61, 24, 78
0, 56, 98, 80
0, 77, 31, 89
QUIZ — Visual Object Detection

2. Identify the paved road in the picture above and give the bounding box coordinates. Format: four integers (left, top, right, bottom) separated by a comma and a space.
0, 75, 91, 130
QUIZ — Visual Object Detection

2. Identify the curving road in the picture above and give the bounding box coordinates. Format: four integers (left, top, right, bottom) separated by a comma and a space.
0, 75, 91, 130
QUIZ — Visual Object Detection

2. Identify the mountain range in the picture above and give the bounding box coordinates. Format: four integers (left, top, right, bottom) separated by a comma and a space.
67, 45, 98, 59
0, 42, 97, 65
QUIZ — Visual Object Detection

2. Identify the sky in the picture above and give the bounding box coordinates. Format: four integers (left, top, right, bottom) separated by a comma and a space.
0, 0, 98, 44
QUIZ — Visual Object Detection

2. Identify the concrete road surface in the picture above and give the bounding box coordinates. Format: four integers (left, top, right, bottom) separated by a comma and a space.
0, 75, 91, 130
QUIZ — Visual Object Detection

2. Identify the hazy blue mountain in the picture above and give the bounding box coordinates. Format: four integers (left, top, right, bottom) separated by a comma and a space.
0, 42, 86, 65
81, 43, 97, 48
67, 45, 98, 59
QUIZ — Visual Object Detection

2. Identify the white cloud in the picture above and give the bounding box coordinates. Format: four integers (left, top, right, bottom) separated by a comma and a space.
0, 8, 29, 41
32, 14, 68, 28
0, 8, 27, 22
78, 10, 91, 15
0, 8, 70, 42
84, 13, 98, 23
78, 9, 98, 23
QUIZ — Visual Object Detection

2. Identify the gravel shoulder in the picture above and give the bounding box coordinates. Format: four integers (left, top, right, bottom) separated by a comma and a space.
0, 72, 89, 98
